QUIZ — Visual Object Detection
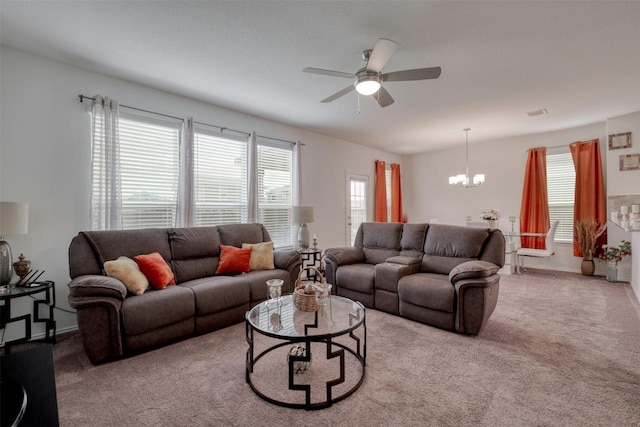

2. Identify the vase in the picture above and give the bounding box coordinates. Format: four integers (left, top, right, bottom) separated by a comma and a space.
488, 220, 496, 229
581, 257, 595, 276
606, 261, 618, 283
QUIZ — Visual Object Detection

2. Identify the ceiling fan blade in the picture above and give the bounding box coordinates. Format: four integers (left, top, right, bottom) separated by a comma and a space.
382, 67, 442, 82
375, 86, 394, 108
303, 67, 355, 79
366, 38, 398, 72
321, 85, 355, 103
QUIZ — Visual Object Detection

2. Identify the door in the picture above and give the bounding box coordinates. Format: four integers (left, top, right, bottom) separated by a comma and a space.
346, 173, 368, 245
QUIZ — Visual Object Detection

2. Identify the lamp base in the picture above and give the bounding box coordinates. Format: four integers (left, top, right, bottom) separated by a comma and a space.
0, 238, 14, 286
298, 223, 310, 250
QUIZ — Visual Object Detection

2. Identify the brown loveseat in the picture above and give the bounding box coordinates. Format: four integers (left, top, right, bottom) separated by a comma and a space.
67, 223, 300, 364
324, 222, 505, 335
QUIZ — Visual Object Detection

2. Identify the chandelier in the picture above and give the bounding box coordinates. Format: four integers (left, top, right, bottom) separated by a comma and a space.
448, 128, 485, 188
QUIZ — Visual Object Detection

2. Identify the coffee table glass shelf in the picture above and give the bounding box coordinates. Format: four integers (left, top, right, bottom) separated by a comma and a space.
245, 294, 366, 410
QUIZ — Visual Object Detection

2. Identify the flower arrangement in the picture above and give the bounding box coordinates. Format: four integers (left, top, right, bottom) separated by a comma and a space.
599, 240, 632, 264
575, 220, 606, 259
481, 209, 500, 221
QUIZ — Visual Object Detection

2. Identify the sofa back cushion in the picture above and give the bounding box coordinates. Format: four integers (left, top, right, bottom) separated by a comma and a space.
359, 222, 403, 264
68, 228, 172, 278
217, 223, 269, 247
421, 224, 490, 274
169, 227, 220, 284
400, 223, 429, 258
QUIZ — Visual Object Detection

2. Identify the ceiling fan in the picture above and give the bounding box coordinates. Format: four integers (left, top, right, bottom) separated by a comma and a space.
303, 38, 441, 108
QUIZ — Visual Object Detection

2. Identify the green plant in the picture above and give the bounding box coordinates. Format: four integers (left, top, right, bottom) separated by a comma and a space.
599, 240, 632, 264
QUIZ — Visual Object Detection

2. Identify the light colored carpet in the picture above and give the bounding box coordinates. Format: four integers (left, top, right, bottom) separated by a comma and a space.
52, 272, 640, 426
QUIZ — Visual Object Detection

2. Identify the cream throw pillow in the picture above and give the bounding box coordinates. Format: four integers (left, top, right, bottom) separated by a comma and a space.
104, 256, 149, 295
242, 241, 275, 270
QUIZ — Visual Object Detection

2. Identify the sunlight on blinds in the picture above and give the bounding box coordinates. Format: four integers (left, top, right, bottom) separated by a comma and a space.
547, 152, 575, 242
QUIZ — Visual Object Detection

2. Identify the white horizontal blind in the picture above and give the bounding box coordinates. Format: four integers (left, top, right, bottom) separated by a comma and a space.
256, 138, 293, 248
118, 112, 181, 229
547, 152, 575, 242
193, 128, 248, 226
385, 166, 391, 222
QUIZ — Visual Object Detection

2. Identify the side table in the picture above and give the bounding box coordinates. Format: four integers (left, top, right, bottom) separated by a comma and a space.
299, 249, 323, 281
0, 280, 56, 354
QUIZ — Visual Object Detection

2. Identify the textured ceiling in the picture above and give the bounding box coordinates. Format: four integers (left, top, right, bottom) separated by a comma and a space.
1, 1, 639, 154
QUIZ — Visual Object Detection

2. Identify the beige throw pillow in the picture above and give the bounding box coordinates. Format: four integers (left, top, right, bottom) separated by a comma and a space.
242, 241, 275, 270
104, 256, 149, 295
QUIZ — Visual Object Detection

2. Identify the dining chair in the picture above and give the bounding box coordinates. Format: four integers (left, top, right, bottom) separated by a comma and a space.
516, 220, 560, 275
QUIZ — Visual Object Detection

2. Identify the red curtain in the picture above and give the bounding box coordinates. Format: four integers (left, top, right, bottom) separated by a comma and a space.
520, 147, 550, 249
374, 160, 387, 222
390, 163, 403, 222
570, 139, 606, 257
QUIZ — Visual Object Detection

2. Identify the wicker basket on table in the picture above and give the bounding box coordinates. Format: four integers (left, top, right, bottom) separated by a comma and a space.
292, 266, 328, 312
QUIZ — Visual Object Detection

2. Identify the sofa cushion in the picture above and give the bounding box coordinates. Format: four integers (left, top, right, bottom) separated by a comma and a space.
134, 252, 176, 290
104, 256, 149, 295
398, 273, 455, 313
180, 276, 250, 315
336, 263, 376, 294
362, 222, 403, 250
218, 223, 266, 247
242, 241, 275, 270
401, 223, 429, 251
216, 245, 252, 275
422, 225, 490, 274
449, 260, 500, 283
121, 286, 195, 335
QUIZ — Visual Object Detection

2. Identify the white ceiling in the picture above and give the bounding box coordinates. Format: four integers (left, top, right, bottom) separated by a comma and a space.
1, 1, 639, 154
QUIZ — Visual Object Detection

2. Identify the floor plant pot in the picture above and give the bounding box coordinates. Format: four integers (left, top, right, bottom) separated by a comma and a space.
581, 257, 595, 276
606, 261, 618, 282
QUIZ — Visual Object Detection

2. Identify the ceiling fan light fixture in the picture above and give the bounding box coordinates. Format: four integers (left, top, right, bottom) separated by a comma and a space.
355, 76, 381, 95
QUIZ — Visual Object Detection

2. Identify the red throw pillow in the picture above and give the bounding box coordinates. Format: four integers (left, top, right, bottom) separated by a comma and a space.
216, 245, 253, 275
134, 252, 175, 290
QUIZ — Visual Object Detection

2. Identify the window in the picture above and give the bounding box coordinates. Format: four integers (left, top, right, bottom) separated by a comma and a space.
194, 127, 248, 225
385, 165, 391, 222
547, 151, 575, 242
91, 109, 296, 248
117, 112, 181, 229
256, 138, 293, 248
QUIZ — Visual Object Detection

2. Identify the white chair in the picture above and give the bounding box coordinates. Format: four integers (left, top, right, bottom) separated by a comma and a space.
516, 220, 559, 275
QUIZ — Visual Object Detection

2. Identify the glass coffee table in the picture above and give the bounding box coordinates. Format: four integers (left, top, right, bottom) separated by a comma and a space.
245, 294, 366, 410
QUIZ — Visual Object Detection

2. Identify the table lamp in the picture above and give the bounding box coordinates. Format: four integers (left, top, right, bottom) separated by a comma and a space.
0, 202, 29, 287
293, 206, 314, 250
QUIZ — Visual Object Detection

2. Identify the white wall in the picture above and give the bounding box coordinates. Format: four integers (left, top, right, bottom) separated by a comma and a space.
0, 46, 400, 336
402, 122, 608, 274
605, 111, 640, 295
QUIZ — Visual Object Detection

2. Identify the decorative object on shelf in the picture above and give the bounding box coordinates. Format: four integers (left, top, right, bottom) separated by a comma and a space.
619, 153, 640, 171
293, 206, 314, 250
266, 279, 283, 307
509, 216, 517, 232
312, 234, 318, 250
12, 253, 30, 281
575, 220, 607, 276
599, 240, 632, 283
448, 128, 485, 188
608, 131, 631, 150
0, 202, 29, 288
481, 209, 500, 229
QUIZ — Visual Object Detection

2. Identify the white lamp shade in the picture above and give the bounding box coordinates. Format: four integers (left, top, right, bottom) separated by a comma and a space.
355, 80, 381, 96
473, 174, 485, 185
292, 206, 314, 224
0, 202, 28, 235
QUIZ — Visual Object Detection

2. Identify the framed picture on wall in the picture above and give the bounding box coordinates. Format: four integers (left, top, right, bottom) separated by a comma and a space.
620, 153, 640, 171
608, 132, 632, 149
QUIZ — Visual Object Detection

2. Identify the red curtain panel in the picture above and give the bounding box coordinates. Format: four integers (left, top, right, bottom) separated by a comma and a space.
390, 163, 403, 222
374, 160, 388, 222
520, 147, 550, 249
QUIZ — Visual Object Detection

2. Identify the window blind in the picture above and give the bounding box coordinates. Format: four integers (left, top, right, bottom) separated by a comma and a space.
194, 127, 249, 226
547, 152, 575, 242
118, 113, 181, 229
256, 138, 293, 248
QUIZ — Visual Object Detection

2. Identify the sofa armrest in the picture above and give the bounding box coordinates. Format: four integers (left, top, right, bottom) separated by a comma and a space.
448, 260, 500, 285
375, 260, 422, 294
68, 275, 127, 300
454, 274, 500, 335
324, 247, 365, 266
273, 249, 302, 288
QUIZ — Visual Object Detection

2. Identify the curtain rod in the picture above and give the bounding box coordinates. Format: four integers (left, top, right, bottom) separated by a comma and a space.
78, 94, 250, 137
527, 139, 595, 152
256, 133, 296, 145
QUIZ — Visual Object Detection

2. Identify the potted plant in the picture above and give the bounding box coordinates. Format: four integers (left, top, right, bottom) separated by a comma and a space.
574, 220, 606, 276
598, 240, 632, 282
